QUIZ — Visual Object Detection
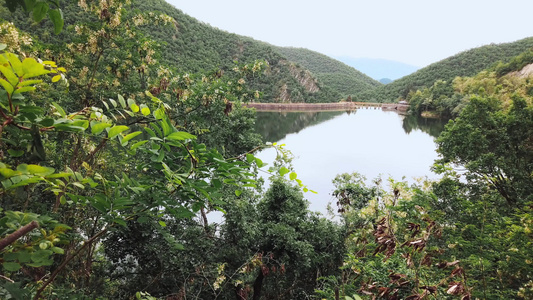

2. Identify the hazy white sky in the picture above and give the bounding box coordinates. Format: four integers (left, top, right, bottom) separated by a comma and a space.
165, 0, 533, 67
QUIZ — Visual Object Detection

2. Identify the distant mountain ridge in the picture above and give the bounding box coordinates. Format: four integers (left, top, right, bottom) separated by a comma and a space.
363, 37, 533, 102
335, 57, 420, 81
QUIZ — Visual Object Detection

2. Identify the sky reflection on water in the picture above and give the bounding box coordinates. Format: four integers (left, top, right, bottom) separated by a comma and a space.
256, 109, 443, 215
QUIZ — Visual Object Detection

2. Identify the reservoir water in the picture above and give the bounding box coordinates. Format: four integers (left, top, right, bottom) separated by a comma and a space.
254, 108, 447, 214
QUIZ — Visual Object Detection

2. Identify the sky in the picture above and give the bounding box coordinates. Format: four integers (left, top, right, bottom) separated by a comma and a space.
165, 0, 533, 67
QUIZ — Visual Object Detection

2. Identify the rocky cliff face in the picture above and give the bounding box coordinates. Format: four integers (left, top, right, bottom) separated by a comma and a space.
289, 66, 320, 93
278, 84, 291, 103
273, 61, 321, 103
509, 63, 533, 78
280, 60, 320, 93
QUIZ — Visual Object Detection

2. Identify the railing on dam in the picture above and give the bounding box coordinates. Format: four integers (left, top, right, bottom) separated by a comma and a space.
244, 102, 409, 113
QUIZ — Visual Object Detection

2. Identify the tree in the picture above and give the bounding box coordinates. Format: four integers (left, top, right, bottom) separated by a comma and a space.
0, 1, 274, 296
436, 94, 533, 205
219, 178, 345, 300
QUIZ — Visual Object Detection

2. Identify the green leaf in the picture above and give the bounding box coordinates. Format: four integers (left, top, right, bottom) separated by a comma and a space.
6, 53, 22, 75
212, 179, 222, 189
109, 98, 117, 108
167, 131, 196, 141
72, 182, 84, 189
289, 172, 297, 180
153, 107, 165, 119
53, 123, 85, 132
3, 252, 19, 262
13, 86, 36, 94
91, 122, 112, 135
117, 94, 126, 108
51, 102, 66, 117
130, 103, 139, 113
18, 79, 42, 87
72, 120, 89, 130
0, 65, 18, 85
16, 164, 29, 173
158, 220, 167, 227
51, 246, 64, 254
160, 117, 174, 137
246, 153, 254, 163
27, 165, 55, 176
48, 8, 64, 34
278, 167, 290, 177
122, 131, 142, 143
214, 206, 226, 214
140, 104, 150, 116
0, 78, 14, 95
130, 140, 148, 151
144, 127, 156, 137
39, 118, 54, 127
154, 149, 165, 162
21, 57, 50, 78
51, 74, 61, 82
18, 251, 31, 263
31, 249, 53, 263
0, 167, 18, 178
32, 1, 49, 22
235, 190, 242, 197
255, 157, 264, 168
45, 172, 72, 179
108, 125, 129, 138
3, 262, 21, 272
7, 149, 24, 157
113, 218, 127, 227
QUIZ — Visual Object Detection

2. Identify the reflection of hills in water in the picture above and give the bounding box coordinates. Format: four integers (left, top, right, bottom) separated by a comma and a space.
402, 114, 448, 138
256, 110, 448, 143
255, 110, 349, 142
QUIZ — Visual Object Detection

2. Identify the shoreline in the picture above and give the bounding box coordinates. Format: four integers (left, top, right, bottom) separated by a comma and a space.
244, 102, 409, 113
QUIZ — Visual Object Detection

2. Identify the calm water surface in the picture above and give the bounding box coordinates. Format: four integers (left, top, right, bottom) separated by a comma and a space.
255, 109, 447, 214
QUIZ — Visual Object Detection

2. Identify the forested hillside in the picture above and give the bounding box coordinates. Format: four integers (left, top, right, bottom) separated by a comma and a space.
272, 47, 381, 99
0, 0, 378, 103
364, 37, 533, 102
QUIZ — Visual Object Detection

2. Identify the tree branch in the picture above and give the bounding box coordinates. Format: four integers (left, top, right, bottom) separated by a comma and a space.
0, 221, 39, 251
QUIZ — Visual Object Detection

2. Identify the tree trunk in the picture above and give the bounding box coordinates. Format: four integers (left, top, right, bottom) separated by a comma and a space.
252, 271, 264, 300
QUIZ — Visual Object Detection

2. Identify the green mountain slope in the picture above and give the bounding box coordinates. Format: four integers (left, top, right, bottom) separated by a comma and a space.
117, 0, 340, 103
272, 47, 382, 99
1, 0, 378, 103
137, 0, 381, 102
364, 37, 533, 102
